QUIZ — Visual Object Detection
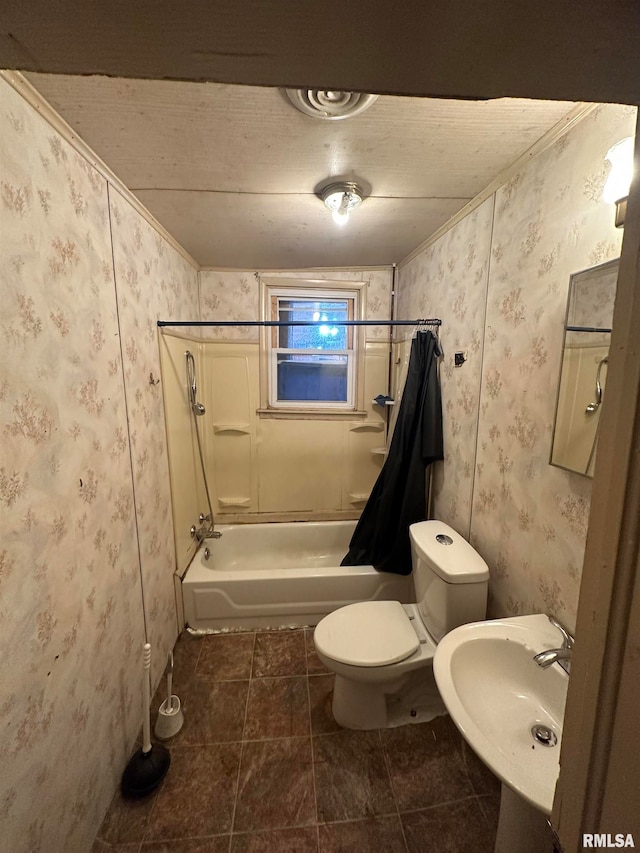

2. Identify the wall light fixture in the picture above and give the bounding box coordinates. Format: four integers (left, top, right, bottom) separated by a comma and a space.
603, 136, 635, 227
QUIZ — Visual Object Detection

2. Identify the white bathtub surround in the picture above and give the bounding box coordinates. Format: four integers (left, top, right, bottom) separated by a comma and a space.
182, 520, 412, 631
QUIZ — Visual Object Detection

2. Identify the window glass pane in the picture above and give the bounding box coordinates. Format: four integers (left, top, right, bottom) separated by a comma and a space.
277, 299, 349, 350
276, 353, 348, 402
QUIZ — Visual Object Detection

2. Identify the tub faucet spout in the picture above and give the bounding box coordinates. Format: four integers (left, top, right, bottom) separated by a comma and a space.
190, 523, 209, 544
190, 522, 222, 543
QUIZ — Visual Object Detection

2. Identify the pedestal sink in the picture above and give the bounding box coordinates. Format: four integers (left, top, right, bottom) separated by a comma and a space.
433, 614, 570, 852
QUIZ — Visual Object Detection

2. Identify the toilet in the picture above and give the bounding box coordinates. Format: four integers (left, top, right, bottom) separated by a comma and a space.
313, 520, 489, 729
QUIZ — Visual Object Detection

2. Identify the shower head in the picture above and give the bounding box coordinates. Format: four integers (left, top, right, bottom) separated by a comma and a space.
186, 351, 206, 415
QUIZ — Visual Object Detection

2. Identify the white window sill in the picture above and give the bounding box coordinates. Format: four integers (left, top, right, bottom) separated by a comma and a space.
256, 407, 368, 420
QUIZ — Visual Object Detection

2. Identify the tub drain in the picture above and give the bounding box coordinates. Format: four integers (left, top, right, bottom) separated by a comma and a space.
531, 724, 557, 747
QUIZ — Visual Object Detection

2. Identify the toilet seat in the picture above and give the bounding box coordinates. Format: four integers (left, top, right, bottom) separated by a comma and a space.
314, 600, 420, 667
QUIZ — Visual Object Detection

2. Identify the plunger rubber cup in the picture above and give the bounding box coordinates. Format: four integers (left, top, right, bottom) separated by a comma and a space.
121, 743, 170, 798
121, 642, 170, 797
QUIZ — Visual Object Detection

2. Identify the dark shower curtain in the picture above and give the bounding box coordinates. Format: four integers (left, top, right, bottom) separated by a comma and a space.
341, 330, 444, 575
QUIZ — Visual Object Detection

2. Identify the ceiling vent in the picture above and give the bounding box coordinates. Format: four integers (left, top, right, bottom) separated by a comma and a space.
284, 89, 378, 120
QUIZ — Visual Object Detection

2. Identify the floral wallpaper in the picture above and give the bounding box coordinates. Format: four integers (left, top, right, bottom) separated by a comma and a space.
396, 103, 636, 632
1, 79, 144, 852
199, 268, 393, 340
397, 199, 493, 535
471, 104, 634, 631
0, 77, 199, 851
109, 188, 199, 687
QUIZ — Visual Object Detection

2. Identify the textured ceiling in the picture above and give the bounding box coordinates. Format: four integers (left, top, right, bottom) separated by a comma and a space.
26, 74, 577, 267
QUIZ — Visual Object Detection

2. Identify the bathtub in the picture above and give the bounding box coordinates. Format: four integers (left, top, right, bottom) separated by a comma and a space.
182, 520, 413, 631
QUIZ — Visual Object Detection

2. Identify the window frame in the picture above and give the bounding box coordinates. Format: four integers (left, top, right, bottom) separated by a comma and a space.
259, 278, 367, 416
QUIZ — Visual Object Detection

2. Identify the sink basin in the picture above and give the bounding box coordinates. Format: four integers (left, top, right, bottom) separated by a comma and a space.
433, 613, 569, 815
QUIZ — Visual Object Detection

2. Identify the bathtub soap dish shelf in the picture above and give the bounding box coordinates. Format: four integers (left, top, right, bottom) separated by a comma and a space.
349, 493, 371, 504
349, 422, 384, 432
371, 447, 387, 456
213, 423, 251, 434
217, 496, 251, 507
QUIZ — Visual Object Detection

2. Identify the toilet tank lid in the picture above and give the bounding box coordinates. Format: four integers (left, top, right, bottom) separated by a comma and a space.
409, 521, 489, 584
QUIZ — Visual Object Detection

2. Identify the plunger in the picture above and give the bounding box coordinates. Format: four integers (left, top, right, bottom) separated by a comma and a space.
121, 643, 171, 797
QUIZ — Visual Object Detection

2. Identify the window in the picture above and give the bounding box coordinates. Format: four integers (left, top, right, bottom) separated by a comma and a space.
261, 280, 364, 412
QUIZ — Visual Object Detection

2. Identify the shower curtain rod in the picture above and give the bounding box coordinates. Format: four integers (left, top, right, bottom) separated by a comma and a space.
157, 319, 441, 328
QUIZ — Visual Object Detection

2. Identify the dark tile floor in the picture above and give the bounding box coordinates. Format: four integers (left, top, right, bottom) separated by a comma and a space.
93, 628, 501, 853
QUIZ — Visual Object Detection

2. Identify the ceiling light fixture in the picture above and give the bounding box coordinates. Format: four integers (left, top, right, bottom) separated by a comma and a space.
603, 136, 635, 228
321, 182, 364, 226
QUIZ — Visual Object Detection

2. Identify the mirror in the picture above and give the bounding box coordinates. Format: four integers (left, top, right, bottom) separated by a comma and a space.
550, 258, 619, 477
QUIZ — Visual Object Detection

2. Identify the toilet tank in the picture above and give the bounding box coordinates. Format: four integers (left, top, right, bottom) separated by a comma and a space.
409, 520, 489, 643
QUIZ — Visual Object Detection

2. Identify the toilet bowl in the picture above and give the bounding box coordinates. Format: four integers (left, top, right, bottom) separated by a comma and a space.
313, 520, 489, 729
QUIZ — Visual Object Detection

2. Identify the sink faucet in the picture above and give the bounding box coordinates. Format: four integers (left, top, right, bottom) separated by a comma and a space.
533, 615, 574, 675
